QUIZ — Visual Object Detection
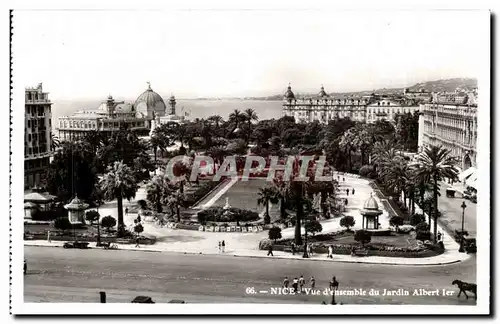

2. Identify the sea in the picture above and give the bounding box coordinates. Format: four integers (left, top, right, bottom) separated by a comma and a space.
51, 99, 284, 125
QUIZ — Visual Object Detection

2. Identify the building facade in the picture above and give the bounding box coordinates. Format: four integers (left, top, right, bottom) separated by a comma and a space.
25, 83, 52, 189
417, 90, 478, 171
282, 85, 420, 124
57, 83, 179, 141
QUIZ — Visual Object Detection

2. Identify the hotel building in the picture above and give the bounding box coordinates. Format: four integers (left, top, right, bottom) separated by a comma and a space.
25, 83, 53, 189
282, 85, 421, 124
57, 83, 182, 141
418, 90, 478, 174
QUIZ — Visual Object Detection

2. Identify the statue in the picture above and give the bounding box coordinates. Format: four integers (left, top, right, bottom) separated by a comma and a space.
224, 197, 231, 210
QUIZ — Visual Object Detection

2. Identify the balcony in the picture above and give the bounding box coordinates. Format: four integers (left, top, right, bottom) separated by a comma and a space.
25, 98, 51, 104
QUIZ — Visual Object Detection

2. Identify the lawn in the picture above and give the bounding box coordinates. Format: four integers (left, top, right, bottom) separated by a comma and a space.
332, 232, 414, 248
210, 178, 278, 216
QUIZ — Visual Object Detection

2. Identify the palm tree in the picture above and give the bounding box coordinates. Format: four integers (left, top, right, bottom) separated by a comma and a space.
149, 134, 162, 163
243, 108, 259, 144
229, 109, 243, 133
146, 174, 169, 213
165, 190, 185, 222
413, 145, 459, 243
50, 132, 60, 151
100, 161, 139, 234
257, 187, 278, 222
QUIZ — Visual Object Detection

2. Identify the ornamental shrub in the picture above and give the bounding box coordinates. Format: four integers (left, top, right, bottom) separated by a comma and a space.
416, 230, 431, 241
268, 227, 282, 243
354, 229, 372, 246
339, 215, 355, 231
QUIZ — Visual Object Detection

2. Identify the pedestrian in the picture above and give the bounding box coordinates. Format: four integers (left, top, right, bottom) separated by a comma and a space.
291, 243, 296, 255
24, 259, 27, 275
222, 240, 226, 252
345, 198, 348, 206
292, 278, 299, 293
346, 188, 349, 196
343, 177, 345, 182
218, 241, 221, 252
310, 276, 316, 289
135, 237, 140, 248
309, 244, 314, 256
438, 232, 442, 241
299, 275, 305, 293
125, 207, 129, 216
328, 245, 334, 259
329, 276, 339, 290
267, 244, 274, 256
352, 188, 355, 195
283, 276, 290, 288
47, 230, 51, 243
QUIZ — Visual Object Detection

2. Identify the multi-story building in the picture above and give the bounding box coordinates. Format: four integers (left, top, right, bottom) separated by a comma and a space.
366, 98, 420, 123
417, 90, 478, 172
25, 83, 52, 189
282, 84, 420, 124
57, 83, 181, 141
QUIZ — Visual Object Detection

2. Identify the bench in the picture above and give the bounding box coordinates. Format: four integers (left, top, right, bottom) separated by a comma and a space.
353, 249, 369, 257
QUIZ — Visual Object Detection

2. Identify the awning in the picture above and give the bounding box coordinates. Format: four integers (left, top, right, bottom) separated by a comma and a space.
458, 167, 476, 182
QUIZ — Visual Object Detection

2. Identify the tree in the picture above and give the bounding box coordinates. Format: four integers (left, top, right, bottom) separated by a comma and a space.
416, 230, 431, 242
354, 229, 372, 246
50, 132, 60, 151
413, 145, 459, 243
268, 226, 282, 243
410, 213, 426, 226
46, 141, 97, 203
243, 108, 259, 144
415, 222, 429, 232
134, 223, 144, 237
101, 215, 117, 232
54, 217, 72, 231
257, 187, 278, 222
389, 216, 404, 231
146, 175, 170, 213
339, 215, 356, 231
100, 161, 139, 234
165, 190, 185, 223
137, 199, 148, 210
85, 210, 100, 226
305, 220, 323, 236
228, 109, 244, 134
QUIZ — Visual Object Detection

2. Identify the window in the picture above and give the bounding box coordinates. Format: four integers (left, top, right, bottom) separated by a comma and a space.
28, 134, 31, 141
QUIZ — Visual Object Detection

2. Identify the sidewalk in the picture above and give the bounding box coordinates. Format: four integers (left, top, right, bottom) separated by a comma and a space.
26, 174, 472, 267
25, 231, 471, 266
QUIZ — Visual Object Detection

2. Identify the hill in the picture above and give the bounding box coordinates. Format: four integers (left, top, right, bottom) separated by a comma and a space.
249, 78, 477, 100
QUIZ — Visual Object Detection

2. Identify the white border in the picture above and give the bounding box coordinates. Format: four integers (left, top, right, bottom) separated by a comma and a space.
8, 1, 491, 316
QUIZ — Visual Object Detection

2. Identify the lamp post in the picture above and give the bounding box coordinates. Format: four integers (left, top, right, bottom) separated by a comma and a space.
302, 225, 309, 258
459, 201, 467, 252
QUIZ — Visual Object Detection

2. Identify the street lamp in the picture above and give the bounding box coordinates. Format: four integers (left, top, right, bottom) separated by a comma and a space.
459, 201, 467, 252
302, 219, 309, 258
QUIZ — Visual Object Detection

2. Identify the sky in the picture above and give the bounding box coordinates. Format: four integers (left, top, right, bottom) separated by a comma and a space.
13, 9, 487, 99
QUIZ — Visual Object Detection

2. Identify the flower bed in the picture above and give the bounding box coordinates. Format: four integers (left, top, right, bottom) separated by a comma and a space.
197, 206, 259, 224
258, 229, 444, 258
24, 231, 156, 245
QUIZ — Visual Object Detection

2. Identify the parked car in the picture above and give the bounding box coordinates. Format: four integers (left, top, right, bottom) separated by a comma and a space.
63, 241, 90, 249
131, 296, 155, 303
464, 237, 477, 254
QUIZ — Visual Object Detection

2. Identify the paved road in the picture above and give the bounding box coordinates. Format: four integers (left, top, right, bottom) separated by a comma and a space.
438, 184, 477, 236
24, 247, 477, 305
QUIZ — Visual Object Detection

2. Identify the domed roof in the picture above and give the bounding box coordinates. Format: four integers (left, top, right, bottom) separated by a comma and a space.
134, 83, 167, 118
318, 85, 329, 97
284, 84, 295, 100
64, 195, 89, 210
363, 193, 379, 210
